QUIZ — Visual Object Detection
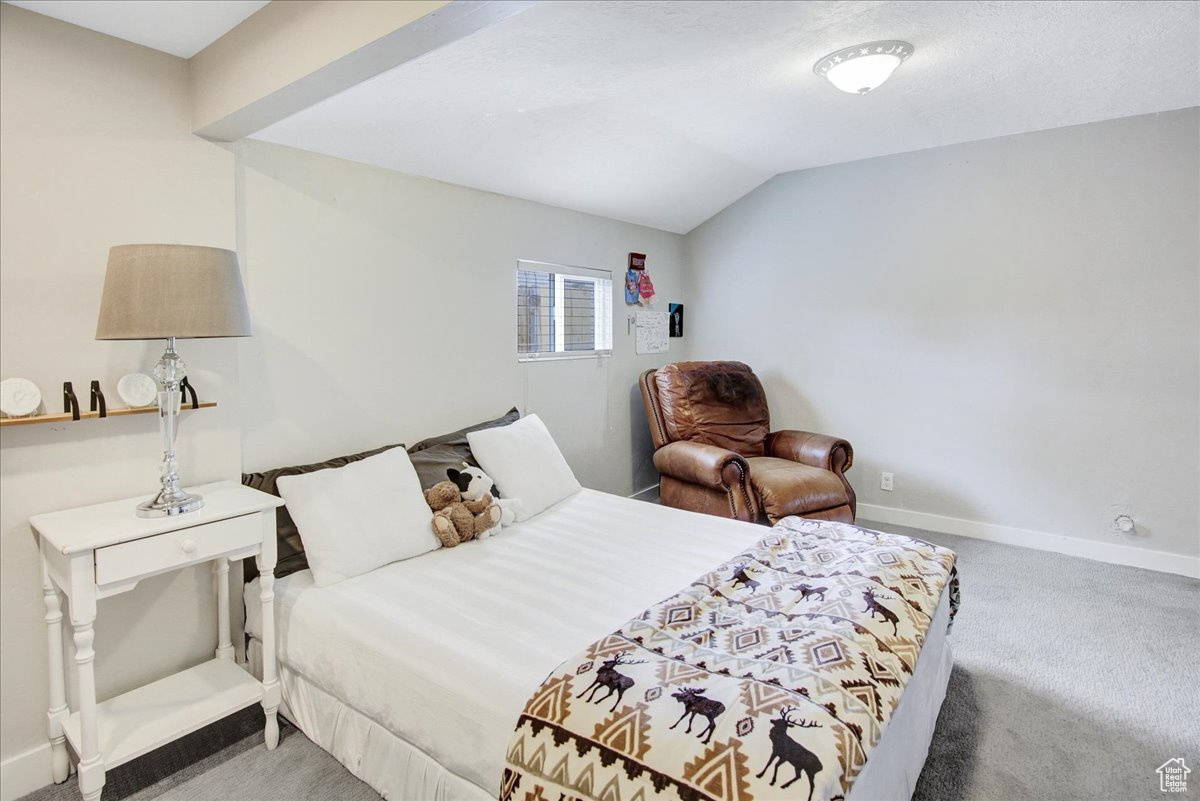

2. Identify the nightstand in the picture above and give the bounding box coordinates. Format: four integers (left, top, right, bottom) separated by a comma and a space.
30, 481, 285, 801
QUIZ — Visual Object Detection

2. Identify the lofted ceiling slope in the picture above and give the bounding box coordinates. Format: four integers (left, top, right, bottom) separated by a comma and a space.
253, 0, 1199, 233
13, 0, 1197, 233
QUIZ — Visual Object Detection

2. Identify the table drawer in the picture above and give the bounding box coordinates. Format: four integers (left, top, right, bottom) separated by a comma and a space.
95, 514, 260, 586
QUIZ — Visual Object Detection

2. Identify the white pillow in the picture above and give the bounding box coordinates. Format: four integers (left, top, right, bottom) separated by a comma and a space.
467, 413, 581, 522
276, 447, 438, 587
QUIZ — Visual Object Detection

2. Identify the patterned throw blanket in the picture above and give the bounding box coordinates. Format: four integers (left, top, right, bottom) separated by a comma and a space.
501, 517, 959, 801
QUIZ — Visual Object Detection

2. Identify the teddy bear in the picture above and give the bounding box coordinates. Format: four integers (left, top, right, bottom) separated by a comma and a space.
447, 464, 523, 535
423, 471, 501, 548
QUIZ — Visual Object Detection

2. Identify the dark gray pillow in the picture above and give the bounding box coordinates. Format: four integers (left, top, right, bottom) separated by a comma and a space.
407, 407, 520, 491
407, 407, 520, 453
409, 443, 479, 491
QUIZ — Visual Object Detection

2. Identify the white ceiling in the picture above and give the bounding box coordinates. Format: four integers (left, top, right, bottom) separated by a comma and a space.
5, 0, 269, 58
253, 0, 1200, 233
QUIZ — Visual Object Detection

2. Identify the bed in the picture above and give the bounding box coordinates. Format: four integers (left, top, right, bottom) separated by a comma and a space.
245, 487, 955, 801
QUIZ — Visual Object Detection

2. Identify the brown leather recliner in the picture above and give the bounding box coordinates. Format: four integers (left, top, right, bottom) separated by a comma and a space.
640, 361, 856, 525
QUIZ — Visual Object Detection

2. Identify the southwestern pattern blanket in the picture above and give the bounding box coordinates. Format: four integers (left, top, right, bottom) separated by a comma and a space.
501, 517, 959, 801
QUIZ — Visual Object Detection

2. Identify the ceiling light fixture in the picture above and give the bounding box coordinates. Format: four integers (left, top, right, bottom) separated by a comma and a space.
814, 40, 913, 95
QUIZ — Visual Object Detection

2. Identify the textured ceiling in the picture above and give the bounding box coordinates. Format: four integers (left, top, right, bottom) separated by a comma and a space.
256, 0, 1199, 233
5, 0, 269, 58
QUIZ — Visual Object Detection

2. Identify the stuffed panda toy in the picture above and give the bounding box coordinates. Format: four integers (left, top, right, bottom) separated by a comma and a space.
446, 464, 522, 536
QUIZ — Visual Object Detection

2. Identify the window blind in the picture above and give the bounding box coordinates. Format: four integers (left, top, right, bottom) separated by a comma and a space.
517, 262, 612, 360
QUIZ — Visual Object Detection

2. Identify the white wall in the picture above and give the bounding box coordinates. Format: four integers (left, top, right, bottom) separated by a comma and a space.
0, 6, 241, 795
684, 109, 1200, 568
235, 139, 685, 494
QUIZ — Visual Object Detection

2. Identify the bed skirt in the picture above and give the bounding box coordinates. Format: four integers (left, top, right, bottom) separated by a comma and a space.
247, 580, 952, 801
247, 641, 494, 801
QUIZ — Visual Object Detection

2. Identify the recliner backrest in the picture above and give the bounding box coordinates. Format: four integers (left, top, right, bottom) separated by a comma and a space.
651, 361, 770, 457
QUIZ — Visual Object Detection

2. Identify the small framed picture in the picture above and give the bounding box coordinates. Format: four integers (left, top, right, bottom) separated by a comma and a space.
668, 303, 683, 337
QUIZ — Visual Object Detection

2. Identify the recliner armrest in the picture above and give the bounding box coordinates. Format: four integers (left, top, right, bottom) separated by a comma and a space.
766, 430, 853, 475
653, 441, 750, 491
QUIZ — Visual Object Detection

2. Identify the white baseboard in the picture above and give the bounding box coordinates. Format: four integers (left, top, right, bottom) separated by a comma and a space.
1, 742, 53, 801
858, 503, 1200, 579
627, 484, 660, 502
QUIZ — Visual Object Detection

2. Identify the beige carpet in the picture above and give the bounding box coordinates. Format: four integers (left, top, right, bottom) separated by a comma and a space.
890, 524, 1199, 801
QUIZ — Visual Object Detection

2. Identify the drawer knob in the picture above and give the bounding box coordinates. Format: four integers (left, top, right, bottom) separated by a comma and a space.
180, 539, 197, 554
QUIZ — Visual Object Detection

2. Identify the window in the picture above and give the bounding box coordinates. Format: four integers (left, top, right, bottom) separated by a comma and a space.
517, 261, 612, 360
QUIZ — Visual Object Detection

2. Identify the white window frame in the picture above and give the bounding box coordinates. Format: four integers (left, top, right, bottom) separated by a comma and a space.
517, 260, 613, 362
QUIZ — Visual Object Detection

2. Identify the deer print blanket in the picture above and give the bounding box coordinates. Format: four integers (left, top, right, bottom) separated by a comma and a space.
501, 517, 958, 801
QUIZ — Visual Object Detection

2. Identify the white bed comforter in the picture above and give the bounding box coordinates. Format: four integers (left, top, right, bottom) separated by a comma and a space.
246, 489, 953, 800
248, 489, 766, 795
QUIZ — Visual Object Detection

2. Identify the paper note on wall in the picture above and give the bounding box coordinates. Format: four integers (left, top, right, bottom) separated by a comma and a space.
635, 311, 669, 354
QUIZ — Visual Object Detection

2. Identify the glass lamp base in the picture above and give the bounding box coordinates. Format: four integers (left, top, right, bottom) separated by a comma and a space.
136, 488, 204, 518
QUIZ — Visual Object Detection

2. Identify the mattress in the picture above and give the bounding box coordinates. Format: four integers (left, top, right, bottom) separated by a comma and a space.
246, 488, 952, 800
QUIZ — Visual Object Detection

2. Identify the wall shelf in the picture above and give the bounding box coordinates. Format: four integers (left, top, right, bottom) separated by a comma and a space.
0, 402, 215, 428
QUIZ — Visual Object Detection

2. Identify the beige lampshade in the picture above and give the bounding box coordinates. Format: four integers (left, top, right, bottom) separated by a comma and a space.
95, 244, 251, 340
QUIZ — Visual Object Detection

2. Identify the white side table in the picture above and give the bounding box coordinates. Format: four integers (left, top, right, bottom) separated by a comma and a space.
30, 481, 285, 801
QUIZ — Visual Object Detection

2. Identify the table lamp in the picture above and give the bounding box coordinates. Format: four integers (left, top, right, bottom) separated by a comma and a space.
96, 244, 251, 517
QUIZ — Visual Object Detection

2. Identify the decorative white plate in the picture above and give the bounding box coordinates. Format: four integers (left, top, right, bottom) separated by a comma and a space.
118, 373, 158, 408
0, 377, 42, 417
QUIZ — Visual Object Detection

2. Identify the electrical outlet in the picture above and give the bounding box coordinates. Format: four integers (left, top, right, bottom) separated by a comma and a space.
880, 472, 894, 492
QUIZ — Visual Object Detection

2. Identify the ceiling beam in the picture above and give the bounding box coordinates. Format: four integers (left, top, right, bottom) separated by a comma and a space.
190, 0, 536, 142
